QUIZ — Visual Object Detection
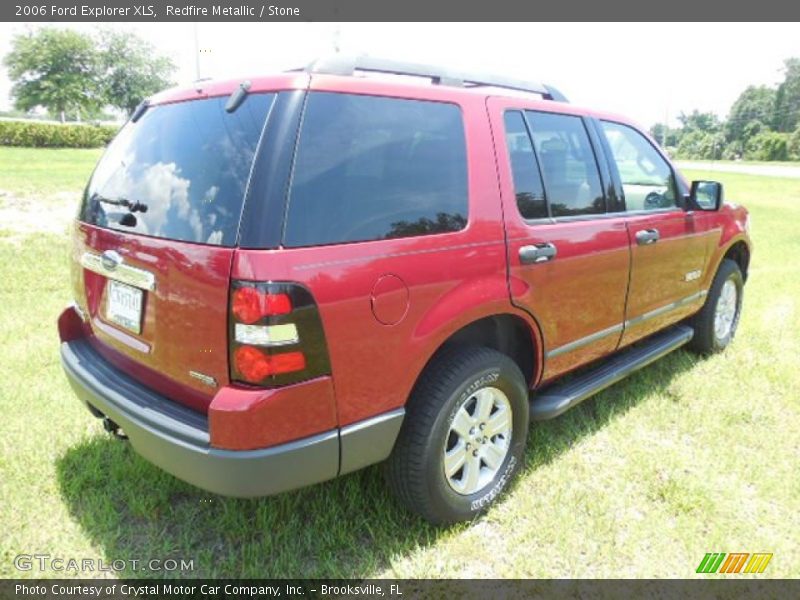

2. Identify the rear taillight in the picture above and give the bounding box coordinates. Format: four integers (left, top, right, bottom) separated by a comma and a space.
229, 281, 330, 387
231, 287, 292, 324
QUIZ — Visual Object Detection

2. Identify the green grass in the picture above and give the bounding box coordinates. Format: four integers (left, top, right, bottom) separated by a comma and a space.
678, 159, 800, 168
0, 150, 798, 579
0, 147, 102, 198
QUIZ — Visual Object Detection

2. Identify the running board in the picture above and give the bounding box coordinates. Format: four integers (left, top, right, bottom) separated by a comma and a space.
530, 325, 694, 421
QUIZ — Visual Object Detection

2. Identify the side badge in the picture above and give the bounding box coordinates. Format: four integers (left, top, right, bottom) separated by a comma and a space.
189, 370, 218, 388
684, 269, 702, 282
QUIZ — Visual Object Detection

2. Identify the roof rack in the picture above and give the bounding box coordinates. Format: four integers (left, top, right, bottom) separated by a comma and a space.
302, 55, 568, 102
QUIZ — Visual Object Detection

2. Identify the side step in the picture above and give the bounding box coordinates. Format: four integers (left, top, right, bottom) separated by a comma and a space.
530, 325, 694, 421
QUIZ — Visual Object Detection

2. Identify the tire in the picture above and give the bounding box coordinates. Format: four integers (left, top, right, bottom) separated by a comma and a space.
688, 258, 744, 354
385, 345, 529, 525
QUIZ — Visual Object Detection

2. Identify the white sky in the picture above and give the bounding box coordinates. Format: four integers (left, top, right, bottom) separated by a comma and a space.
1, 22, 799, 128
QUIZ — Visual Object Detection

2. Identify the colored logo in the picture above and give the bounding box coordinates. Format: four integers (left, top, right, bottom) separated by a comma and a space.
696, 553, 772, 574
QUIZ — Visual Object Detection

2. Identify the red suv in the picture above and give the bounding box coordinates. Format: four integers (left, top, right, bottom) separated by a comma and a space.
58, 56, 752, 524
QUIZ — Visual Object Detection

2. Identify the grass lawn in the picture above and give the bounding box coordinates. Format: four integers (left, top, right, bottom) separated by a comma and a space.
0, 147, 102, 199
0, 149, 798, 578
677, 159, 800, 168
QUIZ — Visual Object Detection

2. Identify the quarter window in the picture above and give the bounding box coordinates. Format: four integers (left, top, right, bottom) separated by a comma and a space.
283, 92, 468, 247
600, 121, 677, 211
525, 111, 606, 218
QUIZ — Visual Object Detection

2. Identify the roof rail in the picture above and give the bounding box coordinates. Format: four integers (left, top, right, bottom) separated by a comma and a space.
302, 55, 568, 102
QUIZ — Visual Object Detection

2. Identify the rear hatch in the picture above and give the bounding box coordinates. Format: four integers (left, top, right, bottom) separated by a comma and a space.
72, 91, 276, 412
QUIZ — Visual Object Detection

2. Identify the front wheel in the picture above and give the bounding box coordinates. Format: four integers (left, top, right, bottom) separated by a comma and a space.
385, 345, 529, 525
688, 259, 744, 354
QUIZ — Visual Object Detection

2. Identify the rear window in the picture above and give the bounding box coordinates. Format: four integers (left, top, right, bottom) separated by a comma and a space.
283, 92, 468, 247
80, 94, 275, 247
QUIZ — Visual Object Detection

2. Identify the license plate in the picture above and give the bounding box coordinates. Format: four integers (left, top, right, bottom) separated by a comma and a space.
106, 280, 143, 334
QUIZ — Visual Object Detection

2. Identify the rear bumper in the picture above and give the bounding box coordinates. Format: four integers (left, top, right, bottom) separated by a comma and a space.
60, 337, 404, 498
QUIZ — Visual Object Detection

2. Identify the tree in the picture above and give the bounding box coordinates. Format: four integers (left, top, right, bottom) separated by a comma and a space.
789, 125, 800, 161
725, 85, 776, 143
677, 110, 721, 133
675, 130, 725, 160
649, 122, 680, 148
97, 29, 176, 115
744, 131, 790, 161
773, 58, 800, 133
3, 28, 100, 122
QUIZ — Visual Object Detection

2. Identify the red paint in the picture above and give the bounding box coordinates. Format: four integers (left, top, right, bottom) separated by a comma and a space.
209, 377, 337, 450
618, 211, 709, 347
57, 305, 87, 342
62, 71, 751, 451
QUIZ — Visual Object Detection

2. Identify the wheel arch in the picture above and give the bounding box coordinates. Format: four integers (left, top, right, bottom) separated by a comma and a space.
414, 312, 543, 393
701, 233, 752, 293
722, 239, 751, 282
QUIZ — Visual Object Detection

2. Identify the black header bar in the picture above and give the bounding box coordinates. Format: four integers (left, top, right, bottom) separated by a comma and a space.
3, 0, 800, 21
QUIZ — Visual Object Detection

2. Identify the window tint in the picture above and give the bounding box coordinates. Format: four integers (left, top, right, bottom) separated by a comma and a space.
600, 121, 677, 211
504, 111, 547, 220
525, 111, 605, 218
283, 93, 468, 247
80, 94, 275, 246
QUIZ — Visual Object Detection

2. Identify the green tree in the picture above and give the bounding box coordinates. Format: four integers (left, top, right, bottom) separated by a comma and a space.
3, 28, 100, 122
649, 122, 680, 148
725, 85, 776, 143
675, 130, 725, 160
773, 58, 800, 133
97, 29, 176, 115
677, 110, 721, 133
789, 125, 800, 160
744, 131, 790, 161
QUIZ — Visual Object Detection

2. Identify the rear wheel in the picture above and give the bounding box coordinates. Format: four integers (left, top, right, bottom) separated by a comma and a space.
385, 345, 529, 525
688, 259, 744, 354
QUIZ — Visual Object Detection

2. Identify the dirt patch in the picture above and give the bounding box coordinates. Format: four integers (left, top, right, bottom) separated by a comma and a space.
0, 189, 80, 244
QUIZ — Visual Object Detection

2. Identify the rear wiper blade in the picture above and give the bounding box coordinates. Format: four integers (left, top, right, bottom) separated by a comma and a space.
92, 193, 148, 213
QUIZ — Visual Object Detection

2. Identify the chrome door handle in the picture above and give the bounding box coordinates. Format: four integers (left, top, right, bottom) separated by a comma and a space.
519, 243, 557, 264
635, 229, 660, 245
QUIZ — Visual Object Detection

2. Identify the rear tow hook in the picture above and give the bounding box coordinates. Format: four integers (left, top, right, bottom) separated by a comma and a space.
102, 417, 129, 440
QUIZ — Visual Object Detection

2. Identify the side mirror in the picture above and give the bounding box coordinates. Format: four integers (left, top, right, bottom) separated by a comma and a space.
688, 180, 723, 211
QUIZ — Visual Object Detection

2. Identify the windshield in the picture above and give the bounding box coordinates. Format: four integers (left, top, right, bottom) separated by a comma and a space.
79, 93, 275, 247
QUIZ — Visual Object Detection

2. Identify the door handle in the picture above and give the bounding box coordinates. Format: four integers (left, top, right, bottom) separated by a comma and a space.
635, 228, 660, 245
519, 243, 557, 264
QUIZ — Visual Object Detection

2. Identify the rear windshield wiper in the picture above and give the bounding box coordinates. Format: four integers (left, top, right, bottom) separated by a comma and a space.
225, 80, 252, 113
92, 193, 148, 213
130, 100, 149, 123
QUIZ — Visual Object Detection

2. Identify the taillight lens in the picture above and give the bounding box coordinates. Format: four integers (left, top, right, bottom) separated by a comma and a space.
232, 287, 292, 324
229, 281, 330, 387
234, 347, 307, 381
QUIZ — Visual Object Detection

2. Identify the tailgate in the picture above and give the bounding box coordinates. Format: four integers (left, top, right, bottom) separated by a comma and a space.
69, 91, 277, 412
72, 224, 233, 412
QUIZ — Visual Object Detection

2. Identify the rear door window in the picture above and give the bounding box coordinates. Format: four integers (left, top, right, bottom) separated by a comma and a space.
80, 94, 275, 247
503, 111, 547, 220
525, 111, 606, 218
283, 92, 468, 247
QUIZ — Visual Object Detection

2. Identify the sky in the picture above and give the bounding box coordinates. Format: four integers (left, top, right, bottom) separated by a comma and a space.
1, 22, 799, 128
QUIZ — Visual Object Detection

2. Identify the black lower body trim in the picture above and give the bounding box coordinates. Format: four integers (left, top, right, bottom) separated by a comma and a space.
60, 338, 404, 497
